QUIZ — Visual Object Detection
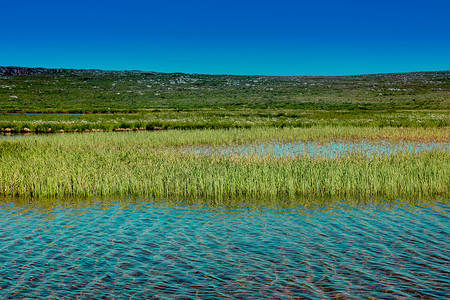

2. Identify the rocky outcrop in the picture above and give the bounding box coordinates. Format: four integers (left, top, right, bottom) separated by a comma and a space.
0, 66, 74, 76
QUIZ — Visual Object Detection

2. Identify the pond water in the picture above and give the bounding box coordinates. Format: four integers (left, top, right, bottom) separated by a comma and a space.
0, 134, 34, 139
187, 141, 450, 159
0, 113, 83, 115
0, 199, 448, 298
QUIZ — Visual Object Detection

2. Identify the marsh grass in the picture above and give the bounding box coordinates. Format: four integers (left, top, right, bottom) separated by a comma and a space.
0, 127, 448, 200
1, 109, 449, 133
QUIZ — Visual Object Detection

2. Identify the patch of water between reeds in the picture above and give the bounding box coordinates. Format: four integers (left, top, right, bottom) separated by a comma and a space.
186, 140, 450, 159
0, 133, 36, 139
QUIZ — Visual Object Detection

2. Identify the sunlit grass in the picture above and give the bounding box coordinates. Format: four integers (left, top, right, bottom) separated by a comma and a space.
1, 127, 448, 200
1, 109, 449, 133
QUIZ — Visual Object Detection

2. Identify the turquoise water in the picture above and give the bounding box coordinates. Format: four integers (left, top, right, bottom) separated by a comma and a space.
0, 200, 448, 298
188, 141, 449, 158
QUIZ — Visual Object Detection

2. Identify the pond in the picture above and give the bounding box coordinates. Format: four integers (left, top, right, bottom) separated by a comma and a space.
187, 140, 450, 159
0, 113, 83, 115
0, 199, 448, 298
0, 133, 35, 139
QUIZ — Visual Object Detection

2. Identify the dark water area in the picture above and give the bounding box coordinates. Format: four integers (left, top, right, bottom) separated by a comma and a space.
0, 200, 448, 298
0, 133, 35, 139
0, 113, 83, 115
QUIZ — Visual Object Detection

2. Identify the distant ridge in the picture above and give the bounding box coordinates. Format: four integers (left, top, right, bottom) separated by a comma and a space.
0, 66, 78, 76
0, 66, 449, 78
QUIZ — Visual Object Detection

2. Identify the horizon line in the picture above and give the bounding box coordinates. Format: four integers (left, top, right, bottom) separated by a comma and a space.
1, 65, 449, 78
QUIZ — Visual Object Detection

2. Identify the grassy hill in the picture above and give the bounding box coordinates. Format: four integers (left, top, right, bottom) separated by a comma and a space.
1, 67, 449, 113
0, 67, 449, 131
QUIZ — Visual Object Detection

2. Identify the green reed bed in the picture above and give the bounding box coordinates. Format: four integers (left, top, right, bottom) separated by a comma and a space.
0, 127, 448, 200
1, 109, 449, 134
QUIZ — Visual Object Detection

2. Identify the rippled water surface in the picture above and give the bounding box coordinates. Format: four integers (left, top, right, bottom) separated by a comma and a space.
0, 200, 449, 298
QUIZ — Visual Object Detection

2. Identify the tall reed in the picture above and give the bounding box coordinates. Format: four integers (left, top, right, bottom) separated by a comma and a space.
0, 128, 448, 200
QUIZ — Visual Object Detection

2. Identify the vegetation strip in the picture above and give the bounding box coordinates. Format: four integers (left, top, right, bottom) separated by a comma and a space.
1, 109, 449, 133
1, 127, 448, 200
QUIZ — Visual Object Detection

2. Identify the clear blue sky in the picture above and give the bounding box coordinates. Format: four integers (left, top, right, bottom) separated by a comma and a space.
1, 0, 449, 75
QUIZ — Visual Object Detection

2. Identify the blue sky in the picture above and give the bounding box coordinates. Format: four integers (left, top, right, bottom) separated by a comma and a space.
1, 0, 449, 75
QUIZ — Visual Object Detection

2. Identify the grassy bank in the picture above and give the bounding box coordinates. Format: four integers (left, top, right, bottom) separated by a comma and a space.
1, 127, 448, 200
1, 109, 449, 134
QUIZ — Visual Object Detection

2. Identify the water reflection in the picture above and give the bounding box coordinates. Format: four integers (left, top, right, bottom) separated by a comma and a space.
0, 197, 448, 298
